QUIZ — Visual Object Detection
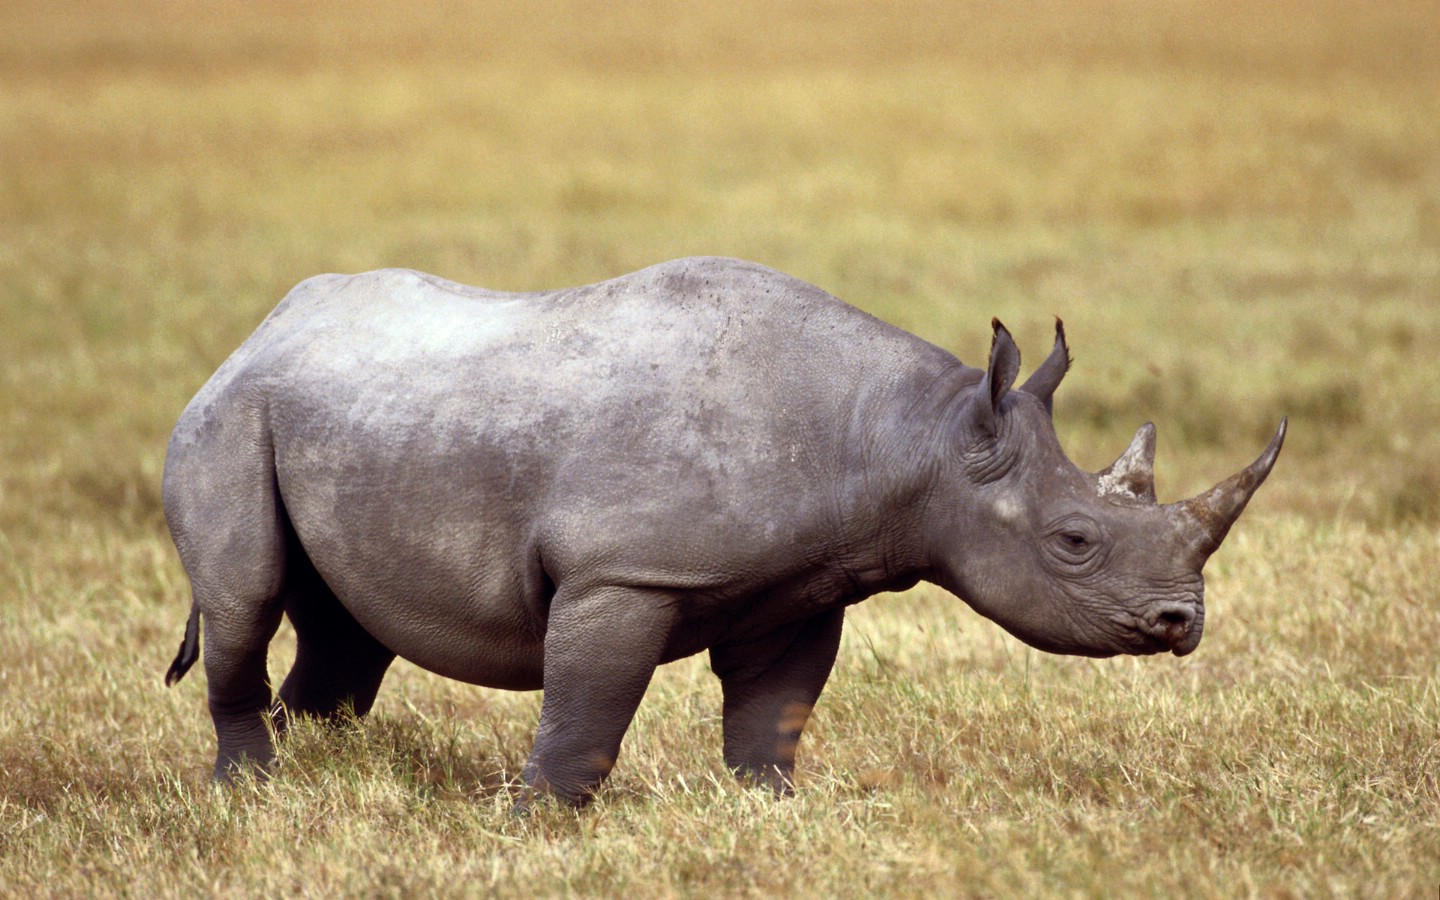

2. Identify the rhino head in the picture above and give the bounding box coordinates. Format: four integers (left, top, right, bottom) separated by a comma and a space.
930, 320, 1285, 658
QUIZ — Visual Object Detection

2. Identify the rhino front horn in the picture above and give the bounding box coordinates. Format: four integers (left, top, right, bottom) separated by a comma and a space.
1176, 417, 1288, 565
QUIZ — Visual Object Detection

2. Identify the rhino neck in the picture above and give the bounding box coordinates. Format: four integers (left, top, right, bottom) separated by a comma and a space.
894, 361, 1031, 599
831, 358, 984, 596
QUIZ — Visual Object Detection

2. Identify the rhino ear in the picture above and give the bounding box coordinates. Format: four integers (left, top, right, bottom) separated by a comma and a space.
1020, 318, 1070, 417
973, 318, 1021, 434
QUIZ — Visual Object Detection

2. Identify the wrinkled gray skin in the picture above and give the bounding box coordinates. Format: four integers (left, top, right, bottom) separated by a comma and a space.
163, 257, 1285, 805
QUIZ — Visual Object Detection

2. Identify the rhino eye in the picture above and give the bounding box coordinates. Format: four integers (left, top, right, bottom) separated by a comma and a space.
1044, 519, 1104, 571
1056, 531, 1095, 560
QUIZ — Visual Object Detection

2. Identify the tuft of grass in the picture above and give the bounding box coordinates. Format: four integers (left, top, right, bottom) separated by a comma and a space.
3, 0, 1439, 895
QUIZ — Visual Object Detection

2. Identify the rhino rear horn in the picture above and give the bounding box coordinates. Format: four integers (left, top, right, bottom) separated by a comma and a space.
1175, 417, 1288, 565
972, 319, 1021, 434
1020, 318, 1070, 416
1098, 422, 1157, 503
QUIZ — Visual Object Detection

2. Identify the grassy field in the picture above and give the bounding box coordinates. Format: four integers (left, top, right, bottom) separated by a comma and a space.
2, 0, 1438, 895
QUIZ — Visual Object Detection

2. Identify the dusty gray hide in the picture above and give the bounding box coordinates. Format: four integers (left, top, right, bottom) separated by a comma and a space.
162, 257, 1285, 804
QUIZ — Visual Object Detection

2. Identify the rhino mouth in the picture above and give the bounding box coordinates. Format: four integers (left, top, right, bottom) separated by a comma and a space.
1143, 602, 1203, 656
1114, 601, 1204, 657
1164, 627, 1202, 657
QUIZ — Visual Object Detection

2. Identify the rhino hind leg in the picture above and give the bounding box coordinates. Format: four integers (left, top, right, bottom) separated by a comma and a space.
184, 508, 289, 781
520, 587, 677, 807
165, 402, 294, 781
276, 546, 395, 722
205, 609, 284, 781
708, 608, 844, 793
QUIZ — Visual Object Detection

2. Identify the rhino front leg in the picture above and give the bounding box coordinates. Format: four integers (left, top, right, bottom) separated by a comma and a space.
521, 587, 676, 806
708, 608, 844, 793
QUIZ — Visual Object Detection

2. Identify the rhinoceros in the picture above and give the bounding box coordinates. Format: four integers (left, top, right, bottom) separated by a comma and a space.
162, 256, 1284, 804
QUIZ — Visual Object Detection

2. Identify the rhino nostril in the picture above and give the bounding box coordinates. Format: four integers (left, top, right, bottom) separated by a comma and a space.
1144, 604, 1197, 645
1157, 609, 1191, 628
1140, 601, 1204, 655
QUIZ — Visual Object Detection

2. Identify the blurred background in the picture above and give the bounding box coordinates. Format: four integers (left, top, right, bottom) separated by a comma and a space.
2, 0, 1438, 546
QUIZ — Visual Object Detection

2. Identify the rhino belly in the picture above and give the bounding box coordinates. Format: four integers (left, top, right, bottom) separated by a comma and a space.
275, 442, 550, 691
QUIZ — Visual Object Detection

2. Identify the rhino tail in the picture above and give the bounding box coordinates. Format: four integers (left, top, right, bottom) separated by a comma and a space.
165, 601, 202, 686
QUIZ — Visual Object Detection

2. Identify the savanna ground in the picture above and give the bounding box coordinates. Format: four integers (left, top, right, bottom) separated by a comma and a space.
2, 0, 1438, 895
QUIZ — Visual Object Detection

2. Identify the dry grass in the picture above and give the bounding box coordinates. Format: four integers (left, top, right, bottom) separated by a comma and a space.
2, 519, 1436, 896
3, 0, 1439, 896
